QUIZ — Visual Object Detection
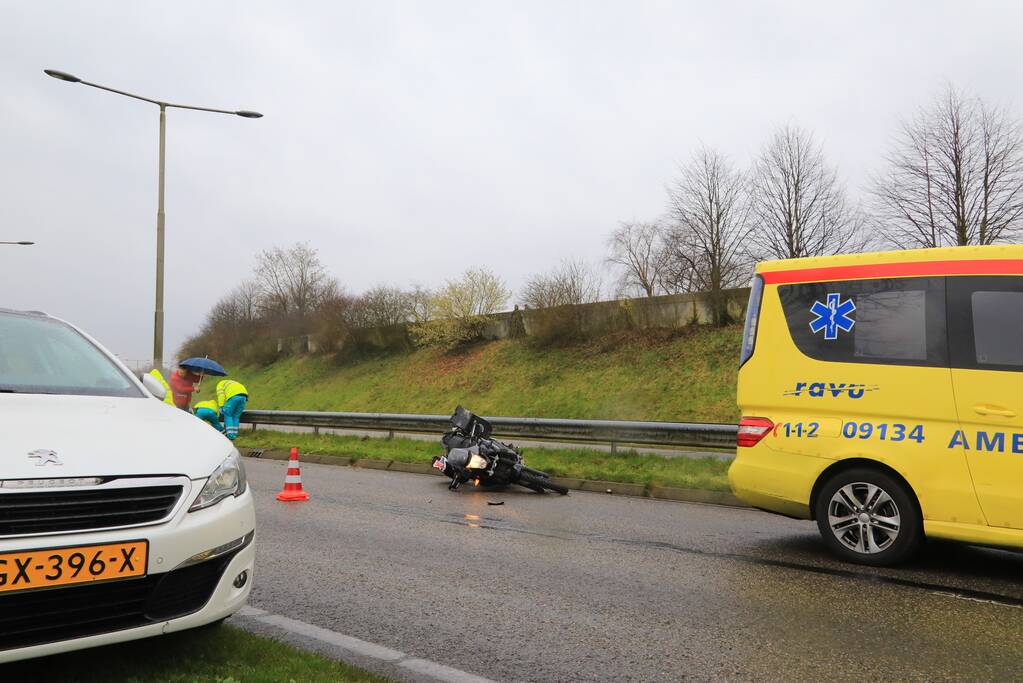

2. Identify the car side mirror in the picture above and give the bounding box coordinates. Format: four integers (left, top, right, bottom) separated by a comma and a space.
141, 373, 168, 400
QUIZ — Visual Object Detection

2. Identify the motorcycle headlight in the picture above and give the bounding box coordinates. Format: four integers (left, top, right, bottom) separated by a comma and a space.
467, 453, 489, 470
189, 451, 247, 512
447, 449, 470, 468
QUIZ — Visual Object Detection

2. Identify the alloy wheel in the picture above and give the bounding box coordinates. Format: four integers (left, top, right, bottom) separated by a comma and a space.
826, 482, 901, 554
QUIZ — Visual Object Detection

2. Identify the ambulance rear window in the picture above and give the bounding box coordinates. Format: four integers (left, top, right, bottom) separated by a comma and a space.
778, 276, 947, 368
947, 276, 1023, 372
970, 291, 1023, 366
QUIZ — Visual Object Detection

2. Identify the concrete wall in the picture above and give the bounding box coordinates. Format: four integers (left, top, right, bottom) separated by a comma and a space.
279, 323, 413, 357
279, 287, 750, 356
520, 288, 750, 338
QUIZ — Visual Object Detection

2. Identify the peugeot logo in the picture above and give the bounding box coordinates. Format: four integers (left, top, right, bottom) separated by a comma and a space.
28, 449, 62, 466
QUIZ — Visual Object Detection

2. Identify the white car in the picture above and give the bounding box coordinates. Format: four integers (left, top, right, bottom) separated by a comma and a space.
0, 308, 255, 663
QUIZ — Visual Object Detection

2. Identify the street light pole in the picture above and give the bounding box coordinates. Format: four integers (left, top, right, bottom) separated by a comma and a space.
43, 69, 261, 372
155, 104, 166, 370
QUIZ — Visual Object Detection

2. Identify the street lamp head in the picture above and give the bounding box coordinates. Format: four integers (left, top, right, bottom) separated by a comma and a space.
17, 241, 35, 246
44, 69, 81, 83
235, 110, 263, 119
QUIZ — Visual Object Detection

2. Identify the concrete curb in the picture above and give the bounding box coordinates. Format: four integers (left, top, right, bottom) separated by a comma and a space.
240, 447, 748, 508
353, 458, 391, 470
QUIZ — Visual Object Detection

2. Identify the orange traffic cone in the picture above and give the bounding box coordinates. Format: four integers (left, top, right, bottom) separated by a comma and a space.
276, 448, 310, 501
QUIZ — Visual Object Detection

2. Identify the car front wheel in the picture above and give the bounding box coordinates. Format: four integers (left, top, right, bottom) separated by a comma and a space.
814, 468, 921, 566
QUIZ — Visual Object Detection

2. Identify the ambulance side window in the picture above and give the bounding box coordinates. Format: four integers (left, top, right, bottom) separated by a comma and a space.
853, 289, 928, 360
948, 276, 1023, 371
778, 276, 947, 368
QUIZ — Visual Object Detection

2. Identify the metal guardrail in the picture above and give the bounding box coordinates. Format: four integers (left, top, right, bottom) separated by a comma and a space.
240, 410, 738, 450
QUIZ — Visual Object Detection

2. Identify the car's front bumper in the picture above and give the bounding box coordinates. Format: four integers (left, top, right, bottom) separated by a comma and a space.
0, 486, 255, 664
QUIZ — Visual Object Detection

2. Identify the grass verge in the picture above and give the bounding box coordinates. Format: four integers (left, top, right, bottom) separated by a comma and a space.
236, 430, 731, 492
0, 624, 390, 683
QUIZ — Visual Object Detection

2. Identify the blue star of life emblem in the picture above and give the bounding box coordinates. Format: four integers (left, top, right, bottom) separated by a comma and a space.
809, 293, 855, 340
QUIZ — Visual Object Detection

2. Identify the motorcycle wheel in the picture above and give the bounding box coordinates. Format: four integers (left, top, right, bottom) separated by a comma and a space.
542, 478, 569, 495
518, 472, 569, 495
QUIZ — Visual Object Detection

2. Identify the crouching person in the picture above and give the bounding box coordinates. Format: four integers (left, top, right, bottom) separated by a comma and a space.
216, 379, 249, 440
193, 399, 225, 434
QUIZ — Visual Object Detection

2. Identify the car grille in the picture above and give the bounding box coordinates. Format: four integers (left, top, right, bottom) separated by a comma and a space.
0, 484, 184, 536
0, 550, 238, 651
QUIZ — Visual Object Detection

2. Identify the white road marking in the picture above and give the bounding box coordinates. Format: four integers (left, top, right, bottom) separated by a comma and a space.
930, 591, 1021, 609
235, 605, 498, 683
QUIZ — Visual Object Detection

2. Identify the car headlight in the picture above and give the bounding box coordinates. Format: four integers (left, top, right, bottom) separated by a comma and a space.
189, 451, 247, 512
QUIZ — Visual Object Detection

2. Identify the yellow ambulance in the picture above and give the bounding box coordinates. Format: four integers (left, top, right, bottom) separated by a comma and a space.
729, 245, 1023, 565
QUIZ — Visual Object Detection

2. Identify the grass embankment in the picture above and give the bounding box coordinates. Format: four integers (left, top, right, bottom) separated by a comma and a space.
236, 431, 731, 492
224, 326, 742, 423
0, 624, 389, 683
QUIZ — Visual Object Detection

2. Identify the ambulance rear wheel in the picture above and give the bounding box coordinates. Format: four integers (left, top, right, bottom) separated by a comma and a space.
815, 468, 921, 567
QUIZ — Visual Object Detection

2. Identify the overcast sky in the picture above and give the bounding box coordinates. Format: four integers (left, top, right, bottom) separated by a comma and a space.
1, 1, 1020, 362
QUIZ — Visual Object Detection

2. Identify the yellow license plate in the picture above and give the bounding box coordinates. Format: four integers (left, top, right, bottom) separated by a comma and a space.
0, 540, 148, 594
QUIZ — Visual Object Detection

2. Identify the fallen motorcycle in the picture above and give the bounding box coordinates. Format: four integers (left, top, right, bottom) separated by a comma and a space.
432, 406, 569, 495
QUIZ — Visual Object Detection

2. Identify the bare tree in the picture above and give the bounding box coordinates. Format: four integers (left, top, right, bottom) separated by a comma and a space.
978, 103, 1023, 244
522, 260, 602, 309
407, 285, 434, 323
750, 125, 866, 259
872, 85, 1023, 247
233, 279, 262, 324
358, 285, 416, 326
664, 147, 754, 323
521, 274, 561, 309
658, 241, 698, 294
606, 222, 665, 297
254, 242, 338, 317
205, 296, 244, 332
185, 242, 346, 359
183, 280, 268, 359
313, 287, 359, 350
214, 280, 265, 330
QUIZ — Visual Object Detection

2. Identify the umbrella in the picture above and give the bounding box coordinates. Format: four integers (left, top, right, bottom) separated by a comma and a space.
179, 357, 227, 377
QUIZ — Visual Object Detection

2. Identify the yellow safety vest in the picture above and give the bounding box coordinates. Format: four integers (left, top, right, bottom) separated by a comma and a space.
193, 399, 220, 415
149, 369, 175, 405
216, 380, 249, 408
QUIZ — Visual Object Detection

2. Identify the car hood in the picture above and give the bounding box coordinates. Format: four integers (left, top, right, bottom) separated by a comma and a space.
0, 394, 234, 480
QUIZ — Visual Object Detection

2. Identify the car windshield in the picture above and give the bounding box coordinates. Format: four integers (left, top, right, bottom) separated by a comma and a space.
0, 312, 142, 397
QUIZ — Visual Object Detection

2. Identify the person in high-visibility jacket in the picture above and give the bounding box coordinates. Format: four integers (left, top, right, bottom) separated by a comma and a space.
216, 379, 249, 440
148, 369, 175, 406
192, 399, 225, 433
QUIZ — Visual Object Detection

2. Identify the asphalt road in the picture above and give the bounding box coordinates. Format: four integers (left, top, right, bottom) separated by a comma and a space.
238, 458, 1023, 682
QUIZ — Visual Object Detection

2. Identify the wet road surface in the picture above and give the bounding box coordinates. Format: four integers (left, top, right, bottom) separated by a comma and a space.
238, 458, 1023, 682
